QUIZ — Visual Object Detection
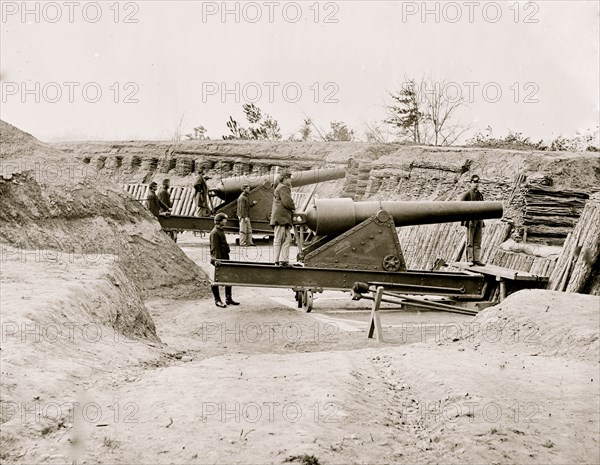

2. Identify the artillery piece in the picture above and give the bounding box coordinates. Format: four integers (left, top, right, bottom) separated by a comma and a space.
212, 197, 504, 311
158, 166, 346, 236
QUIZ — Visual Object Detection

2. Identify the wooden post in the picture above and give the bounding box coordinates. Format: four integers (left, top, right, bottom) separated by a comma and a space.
367, 286, 384, 342
497, 277, 507, 301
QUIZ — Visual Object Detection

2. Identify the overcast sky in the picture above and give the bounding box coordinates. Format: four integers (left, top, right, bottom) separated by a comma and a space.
1, 1, 598, 143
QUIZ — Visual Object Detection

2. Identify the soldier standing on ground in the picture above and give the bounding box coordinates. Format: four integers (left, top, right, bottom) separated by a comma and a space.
270, 171, 295, 267
461, 174, 486, 266
146, 181, 170, 218
194, 169, 211, 217
237, 183, 257, 246
209, 213, 240, 308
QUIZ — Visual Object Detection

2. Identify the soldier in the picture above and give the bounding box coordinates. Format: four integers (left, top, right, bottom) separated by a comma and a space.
209, 213, 240, 307
270, 171, 295, 267
237, 183, 257, 246
461, 174, 486, 266
157, 179, 176, 241
193, 169, 211, 217
146, 182, 170, 218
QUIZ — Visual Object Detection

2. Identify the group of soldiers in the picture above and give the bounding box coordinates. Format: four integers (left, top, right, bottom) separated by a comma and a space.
208, 170, 295, 307
146, 170, 296, 308
146, 170, 486, 307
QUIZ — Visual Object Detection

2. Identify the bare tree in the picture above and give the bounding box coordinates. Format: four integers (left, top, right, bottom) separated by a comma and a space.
385, 76, 469, 146
169, 113, 186, 141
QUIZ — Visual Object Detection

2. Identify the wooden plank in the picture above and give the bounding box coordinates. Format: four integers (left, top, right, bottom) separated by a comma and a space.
525, 187, 589, 197
449, 262, 547, 281
367, 287, 384, 342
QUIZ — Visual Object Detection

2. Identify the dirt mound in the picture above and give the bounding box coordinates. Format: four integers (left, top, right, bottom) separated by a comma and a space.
450, 289, 599, 361
0, 248, 172, 460
0, 120, 209, 298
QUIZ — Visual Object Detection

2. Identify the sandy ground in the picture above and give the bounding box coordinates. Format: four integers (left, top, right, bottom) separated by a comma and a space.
1, 232, 599, 464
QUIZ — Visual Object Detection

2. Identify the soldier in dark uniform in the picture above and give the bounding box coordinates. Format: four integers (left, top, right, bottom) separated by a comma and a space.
146, 182, 170, 218
193, 169, 211, 217
209, 213, 239, 307
157, 179, 176, 241
157, 179, 172, 212
461, 174, 485, 266
237, 183, 256, 246
270, 171, 295, 267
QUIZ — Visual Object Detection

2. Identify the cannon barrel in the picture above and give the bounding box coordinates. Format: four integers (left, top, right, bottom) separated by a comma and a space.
212, 167, 346, 202
304, 198, 503, 236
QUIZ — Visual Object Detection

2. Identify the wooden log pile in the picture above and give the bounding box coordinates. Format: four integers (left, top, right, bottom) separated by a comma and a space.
548, 193, 600, 293
125, 184, 198, 216
523, 186, 589, 243
485, 249, 556, 277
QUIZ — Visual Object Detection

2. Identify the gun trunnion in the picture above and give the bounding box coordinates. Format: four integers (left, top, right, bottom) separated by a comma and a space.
213, 198, 504, 311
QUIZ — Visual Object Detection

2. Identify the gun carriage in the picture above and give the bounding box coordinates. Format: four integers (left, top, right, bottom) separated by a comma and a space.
213, 198, 505, 311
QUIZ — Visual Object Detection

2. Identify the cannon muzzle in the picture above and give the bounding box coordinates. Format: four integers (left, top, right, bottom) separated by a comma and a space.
211, 166, 346, 203
303, 198, 503, 236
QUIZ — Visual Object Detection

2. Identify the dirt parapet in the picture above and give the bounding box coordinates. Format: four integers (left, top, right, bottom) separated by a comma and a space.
0, 248, 169, 459
0, 120, 209, 299
444, 289, 600, 362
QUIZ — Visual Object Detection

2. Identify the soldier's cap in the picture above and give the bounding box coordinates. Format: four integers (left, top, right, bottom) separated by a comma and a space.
214, 212, 228, 223
470, 175, 480, 183
279, 170, 292, 181
149, 181, 157, 187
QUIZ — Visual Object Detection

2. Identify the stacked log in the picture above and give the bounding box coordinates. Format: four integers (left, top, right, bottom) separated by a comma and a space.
95, 156, 107, 170
365, 174, 383, 197
142, 157, 158, 172
340, 161, 358, 198
176, 157, 194, 176
355, 162, 372, 199
129, 155, 142, 171
158, 157, 171, 173
488, 249, 556, 276
523, 186, 589, 243
548, 193, 600, 293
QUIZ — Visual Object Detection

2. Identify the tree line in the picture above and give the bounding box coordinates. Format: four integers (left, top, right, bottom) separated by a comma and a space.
171, 76, 598, 152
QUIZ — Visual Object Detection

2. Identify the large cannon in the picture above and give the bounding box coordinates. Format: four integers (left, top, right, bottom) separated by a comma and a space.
211, 167, 346, 203
300, 198, 503, 236
158, 166, 346, 236
213, 197, 504, 311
